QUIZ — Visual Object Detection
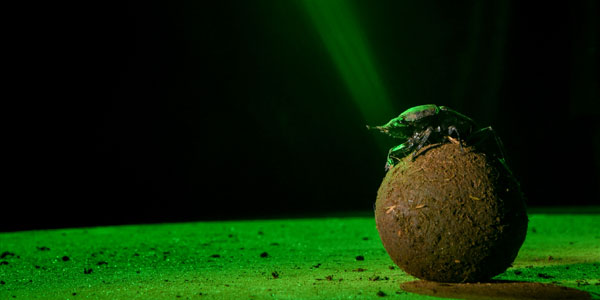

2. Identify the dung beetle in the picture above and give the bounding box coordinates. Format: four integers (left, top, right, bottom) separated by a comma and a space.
367, 104, 508, 170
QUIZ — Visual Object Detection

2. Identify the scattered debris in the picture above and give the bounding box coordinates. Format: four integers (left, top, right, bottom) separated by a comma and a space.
369, 276, 389, 281
271, 271, 279, 279
1, 251, 15, 259
537, 273, 554, 279
84, 268, 93, 274
37, 246, 50, 251
62, 256, 70, 262
210, 254, 221, 258
96, 261, 108, 266
385, 206, 397, 214
376, 290, 386, 297
355, 256, 364, 261
312, 263, 321, 269
576, 280, 589, 287
260, 252, 269, 258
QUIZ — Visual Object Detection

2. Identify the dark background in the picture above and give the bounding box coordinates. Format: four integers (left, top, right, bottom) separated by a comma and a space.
4, 1, 599, 231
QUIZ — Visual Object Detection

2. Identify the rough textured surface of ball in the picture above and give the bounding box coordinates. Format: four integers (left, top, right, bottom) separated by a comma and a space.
375, 142, 528, 283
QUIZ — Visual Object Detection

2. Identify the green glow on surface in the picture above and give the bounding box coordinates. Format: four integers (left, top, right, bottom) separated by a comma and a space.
301, 0, 395, 125
1, 210, 599, 299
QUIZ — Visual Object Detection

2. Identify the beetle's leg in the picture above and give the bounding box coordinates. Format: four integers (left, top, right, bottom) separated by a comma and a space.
447, 125, 464, 151
385, 143, 410, 170
468, 126, 515, 175
411, 126, 433, 159
468, 126, 506, 159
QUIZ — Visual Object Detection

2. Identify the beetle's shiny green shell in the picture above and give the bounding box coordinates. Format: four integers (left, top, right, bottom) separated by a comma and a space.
399, 104, 440, 122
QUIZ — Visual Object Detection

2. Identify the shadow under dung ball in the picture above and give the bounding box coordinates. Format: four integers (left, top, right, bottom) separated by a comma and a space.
375, 142, 528, 283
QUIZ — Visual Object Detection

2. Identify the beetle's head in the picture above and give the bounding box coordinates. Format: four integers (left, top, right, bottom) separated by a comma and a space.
366, 116, 413, 140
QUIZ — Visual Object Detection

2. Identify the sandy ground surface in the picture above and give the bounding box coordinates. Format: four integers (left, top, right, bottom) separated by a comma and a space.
1, 210, 599, 299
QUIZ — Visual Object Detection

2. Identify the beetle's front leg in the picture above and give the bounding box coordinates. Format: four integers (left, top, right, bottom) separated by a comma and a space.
385, 143, 410, 171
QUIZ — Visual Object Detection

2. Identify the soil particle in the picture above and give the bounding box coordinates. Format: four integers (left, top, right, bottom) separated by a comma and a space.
0, 261, 8, 265
375, 143, 528, 282
376, 290, 386, 297
369, 276, 389, 281
36, 246, 50, 251
401, 280, 591, 300
260, 252, 269, 258
355, 255, 364, 261
1, 251, 15, 259
62, 256, 70, 261
83, 268, 93, 274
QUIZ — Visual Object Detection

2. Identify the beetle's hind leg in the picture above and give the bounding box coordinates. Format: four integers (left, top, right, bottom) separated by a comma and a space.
468, 126, 507, 159
447, 125, 464, 151
467, 126, 516, 175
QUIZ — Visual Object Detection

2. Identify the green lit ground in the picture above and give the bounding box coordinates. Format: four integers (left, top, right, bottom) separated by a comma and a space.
1, 209, 599, 299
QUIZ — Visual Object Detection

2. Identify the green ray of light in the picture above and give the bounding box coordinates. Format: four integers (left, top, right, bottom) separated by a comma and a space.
301, 0, 395, 125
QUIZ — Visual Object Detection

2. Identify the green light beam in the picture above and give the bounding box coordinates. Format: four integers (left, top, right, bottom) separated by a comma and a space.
301, 0, 395, 125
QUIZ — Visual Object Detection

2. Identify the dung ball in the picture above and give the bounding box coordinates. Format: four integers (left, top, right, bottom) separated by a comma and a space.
375, 142, 528, 283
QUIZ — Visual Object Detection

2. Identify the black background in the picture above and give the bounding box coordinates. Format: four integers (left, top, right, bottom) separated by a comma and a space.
4, 1, 599, 231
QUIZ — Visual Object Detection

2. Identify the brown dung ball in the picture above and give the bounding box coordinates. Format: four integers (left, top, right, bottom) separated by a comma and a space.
375, 142, 528, 283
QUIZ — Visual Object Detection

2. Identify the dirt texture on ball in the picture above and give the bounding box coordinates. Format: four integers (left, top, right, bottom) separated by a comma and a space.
375, 142, 528, 283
